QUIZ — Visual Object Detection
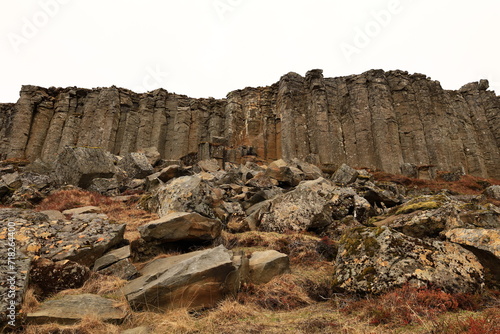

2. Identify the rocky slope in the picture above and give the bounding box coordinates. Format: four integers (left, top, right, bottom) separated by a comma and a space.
1, 70, 499, 179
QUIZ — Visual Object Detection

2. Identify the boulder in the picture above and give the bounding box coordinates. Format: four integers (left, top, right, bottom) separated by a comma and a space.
265, 159, 304, 186
29, 259, 91, 298
292, 158, 323, 180
138, 212, 222, 242
245, 172, 279, 188
54, 147, 117, 188
118, 152, 154, 179
332, 164, 359, 185
197, 159, 221, 173
88, 177, 120, 195
146, 175, 216, 218
27, 294, 126, 325
333, 226, 484, 294
1, 171, 22, 189
98, 259, 138, 280
249, 250, 290, 284
138, 146, 161, 166
484, 185, 500, 200
259, 178, 338, 233
123, 245, 245, 311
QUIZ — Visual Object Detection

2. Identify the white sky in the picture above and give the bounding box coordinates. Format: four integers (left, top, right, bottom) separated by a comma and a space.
1, 0, 499, 102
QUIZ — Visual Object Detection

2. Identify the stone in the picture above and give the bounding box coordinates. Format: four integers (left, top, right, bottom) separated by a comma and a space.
259, 178, 338, 233
29, 259, 91, 297
123, 245, 244, 310
118, 152, 154, 179
445, 228, 500, 259
27, 294, 126, 324
121, 327, 150, 334
197, 159, 221, 173
0, 208, 125, 267
99, 259, 138, 280
265, 159, 304, 187
88, 177, 120, 195
331, 164, 359, 185
333, 226, 484, 294
145, 175, 216, 218
1, 171, 22, 189
245, 172, 279, 188
93, 245, 132, 271
484, 185, 500, 200
157, 165, 185, 182
138, 212, 222, 242
249, 250, 290, 284
53, 147, 117, 188
40, 210, 65, 221
292, 158, 323, 180
62, 206, 101, 216
138, 146, 161, 166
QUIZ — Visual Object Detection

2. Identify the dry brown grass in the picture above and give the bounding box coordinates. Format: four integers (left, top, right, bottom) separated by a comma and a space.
55, 272, 127, 299
21, 287, 41, 314
23, 314, 121, 334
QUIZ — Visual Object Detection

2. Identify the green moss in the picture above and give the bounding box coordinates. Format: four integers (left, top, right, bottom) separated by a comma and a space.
339, 227, 382, 257
395, 200, 441, 215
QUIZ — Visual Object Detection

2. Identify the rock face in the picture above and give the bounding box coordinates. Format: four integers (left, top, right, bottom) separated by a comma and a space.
1, 69, 499, 178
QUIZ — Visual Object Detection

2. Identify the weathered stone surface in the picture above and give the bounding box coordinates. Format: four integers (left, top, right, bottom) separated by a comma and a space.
123, 245, 242, 310
54, 147, 117, 188
265, 159, 304, 186
1, 172, 22, 190
331, 164, 359, 185
146, 175, 216, 218
93, 245, 131, 271
248, 250, 290, 284
29, 259, 90, 297
484, 185, 500, 200
88, 177, 120, 195
197, 159, 221, 173
0, 208, 125, 267
27, 294, 126, 324
1, 70, 499, 179
40, 210, 65, 221
118, 152, 154, 179
62, 206, 101, 216
157, 164, 185, 183
445, 228, 500, 258
99, 258, 138, 280
334, 226, 484, 294
138, 212, 222, 242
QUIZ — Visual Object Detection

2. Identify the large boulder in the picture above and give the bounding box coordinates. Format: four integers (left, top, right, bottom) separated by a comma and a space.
333, 226, 484, 294
123, 245, 246, 311
145, 175, 217, 218
27, 294, 126, 325
118, 152, 154, 179
331, 164, 359, 185
54, 147, 117, 188
265, 159, 304, 187
138, 212, 222, 242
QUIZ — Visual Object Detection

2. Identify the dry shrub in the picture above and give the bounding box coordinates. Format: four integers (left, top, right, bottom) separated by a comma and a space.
432, 308, 500, 334
37, 189, 111, 212
23, 314, 120, 334
342, 285, 488, 327
127, 309, 197, 334
237, 274, 312, 310
21, 287, 40, 314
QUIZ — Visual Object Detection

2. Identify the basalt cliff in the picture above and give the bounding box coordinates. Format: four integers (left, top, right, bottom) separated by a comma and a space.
1, 69, 499, 179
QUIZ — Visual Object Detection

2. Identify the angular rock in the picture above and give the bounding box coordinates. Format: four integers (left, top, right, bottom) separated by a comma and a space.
123, 245, 243, 310
118, 152, 154, 179
0, 208, 125, 267
138, 146, 161, 166
265, 159, 304, 186
332, 164, 359, 185
88, 177, 120, 195
54, 147, 117, 188
1, 172, 22, 189
138, 212, 222, 242
249, 250, 290, 284
484, 185, 500, 200
157, 165, 185, 183
62, 206, 101, 216
445, 228, 500, 258
27, 294, 126, 324
292, 158, 323, 180
93, 245, 131, 271
334, 226, 484, 294
245, 172, 279, 188
29, 259, 91, 297
146, 175, 216, 218
197, 159, 221, 173
40, 210, 65, 221
259, 178, 338, 233
99, 259, 138, 280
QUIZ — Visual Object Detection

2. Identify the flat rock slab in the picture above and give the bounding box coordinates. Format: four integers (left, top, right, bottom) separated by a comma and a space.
94, 245, 131, 271
123, 245, 240, 311
138, 212, 222, 242
27, 294, 126, 325
0, 208, 125, 267
62, 206, 101, 216
249, 250, 290, 284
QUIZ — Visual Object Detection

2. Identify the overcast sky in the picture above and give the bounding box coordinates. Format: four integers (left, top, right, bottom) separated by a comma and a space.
1, 0, 499, 102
